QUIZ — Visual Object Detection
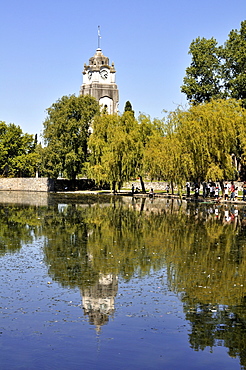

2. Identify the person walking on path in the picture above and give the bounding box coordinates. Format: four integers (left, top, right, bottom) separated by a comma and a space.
215, 186, 219, 199
224, 183, 229, 200
194, 183, 199, 200
230, 181, 235, 201
235, 187, 238, 201
149, 188, 154, 198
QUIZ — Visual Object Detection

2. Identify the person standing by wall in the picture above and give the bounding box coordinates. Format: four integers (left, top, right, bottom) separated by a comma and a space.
230, 181, 235, 201
235, 187, 238, 201
224, 182, 229, 200
194, 183, 199, 200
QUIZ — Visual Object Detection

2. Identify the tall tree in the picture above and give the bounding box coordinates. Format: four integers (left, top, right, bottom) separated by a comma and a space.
181, 37, 223, 104
86, 112, 161, 192
176, 99, 246, 184
86, 112, 140, 191
0, 121, 38, 177
223, 20, 246, 107
42, 95, 100, 179
144, 100, 246, 188
124, 101, 135, 116
144, 112, 192, 193
181, 21, 246, 107
136, 114, 165, 192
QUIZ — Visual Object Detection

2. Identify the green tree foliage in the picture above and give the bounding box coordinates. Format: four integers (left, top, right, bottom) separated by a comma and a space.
124, 100, 135, 116
42, 95, 100, 179
135, 114, 165, 191
181, 21, 246, 107
86, 112, 138, 191
144, 133, 192, 193
86, 112, 160, 191
143, 99, 246, 186
86, 113, 131, 190
176, 99, 246, 183
181, 37, 223, 104
223, 21, 246, 106
0, 121, 38, 177
144, 111, 193, 192
0, 204, 42, 255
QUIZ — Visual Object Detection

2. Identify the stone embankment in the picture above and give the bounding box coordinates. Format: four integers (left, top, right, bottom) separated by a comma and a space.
0, 178, 54, 192
124, 181, 169, 192
0, 178, 98, 192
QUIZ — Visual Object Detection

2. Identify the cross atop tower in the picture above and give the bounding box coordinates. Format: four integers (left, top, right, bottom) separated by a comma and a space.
98, 26, 101, 49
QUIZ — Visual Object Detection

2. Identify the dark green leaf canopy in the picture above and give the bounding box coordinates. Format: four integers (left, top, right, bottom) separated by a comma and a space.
42, 95, 100, 180
181, 20, 246, 107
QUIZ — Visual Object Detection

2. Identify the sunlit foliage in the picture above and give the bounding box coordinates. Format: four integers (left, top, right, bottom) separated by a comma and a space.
86, 112, 159, 191
181, 20, 246, 108
42, 95, 100, 179
0, 121, 38, 177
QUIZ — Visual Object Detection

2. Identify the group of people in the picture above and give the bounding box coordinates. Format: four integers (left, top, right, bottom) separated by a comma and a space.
131, 184, 155, 198
186, 181, 243, 201
131, 184, 141, 195
223, 182, 238, 201
131, 180, 246, 201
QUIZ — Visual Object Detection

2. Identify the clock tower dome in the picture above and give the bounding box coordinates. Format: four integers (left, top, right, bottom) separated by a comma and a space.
80, 48, 119, 114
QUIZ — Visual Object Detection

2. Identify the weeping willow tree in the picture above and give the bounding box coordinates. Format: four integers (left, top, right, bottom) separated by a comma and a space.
86, 112, 159, 192
176, 99, 246, 185
144, 110, 193, 194
144, 99, 246, 188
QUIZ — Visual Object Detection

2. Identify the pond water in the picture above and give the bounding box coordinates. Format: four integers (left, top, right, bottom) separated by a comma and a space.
1, 194, 246, 369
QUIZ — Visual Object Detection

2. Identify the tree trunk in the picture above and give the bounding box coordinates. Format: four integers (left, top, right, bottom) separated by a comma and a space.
112, 181, 116, 194
71, 177, 76, 191
219, 180, 224, 198
139, 176, 146, 193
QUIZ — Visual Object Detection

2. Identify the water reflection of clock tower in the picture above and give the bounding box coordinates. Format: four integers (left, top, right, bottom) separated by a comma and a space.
80, 48, 119, 114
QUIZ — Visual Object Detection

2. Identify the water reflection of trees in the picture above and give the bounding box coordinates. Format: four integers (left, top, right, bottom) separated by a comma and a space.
0, 205, 43, 255
183, 301, 246, 364
1, 199, 246, 363
42, 199, 246, 355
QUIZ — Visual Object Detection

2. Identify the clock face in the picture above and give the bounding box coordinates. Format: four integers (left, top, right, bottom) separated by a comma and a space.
100, 68, 108, 79
88, 70, 92, 80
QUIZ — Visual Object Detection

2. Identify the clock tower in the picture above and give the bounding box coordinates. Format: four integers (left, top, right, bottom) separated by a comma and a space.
80, 48, 119, 114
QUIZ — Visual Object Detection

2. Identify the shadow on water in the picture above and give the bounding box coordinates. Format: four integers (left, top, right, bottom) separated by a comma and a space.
1, 195, 246, 368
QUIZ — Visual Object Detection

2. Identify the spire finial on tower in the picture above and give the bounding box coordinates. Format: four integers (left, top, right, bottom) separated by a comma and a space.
98, 26, 101, 49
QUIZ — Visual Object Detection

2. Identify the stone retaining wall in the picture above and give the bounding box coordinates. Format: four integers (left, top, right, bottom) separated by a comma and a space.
124, 181, 170, 191
0, 178, 54, 192
0, 178, 244, 193
0, 178, 107, 192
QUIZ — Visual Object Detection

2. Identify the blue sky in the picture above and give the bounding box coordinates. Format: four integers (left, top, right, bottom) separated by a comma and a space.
1, 0, 246, 136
